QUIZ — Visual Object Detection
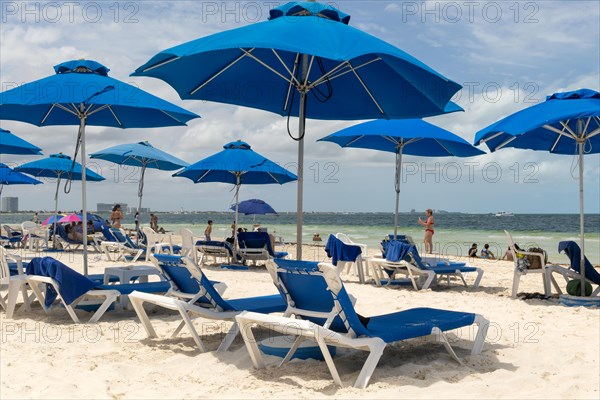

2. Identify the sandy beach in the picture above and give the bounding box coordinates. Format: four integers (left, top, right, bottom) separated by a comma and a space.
1, 243, 599, 399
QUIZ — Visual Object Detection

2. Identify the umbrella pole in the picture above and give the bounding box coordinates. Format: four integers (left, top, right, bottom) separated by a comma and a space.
394, 145, 403, 240
233, 174, 240, 260
79, 112, 89, 276
52, 176, 61, 249
578, 138, 586, 296
296, 52, 309, 260
138, 164, 146, 213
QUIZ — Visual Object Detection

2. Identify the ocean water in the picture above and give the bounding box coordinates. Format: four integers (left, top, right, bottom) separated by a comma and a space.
3, 212, 599, 264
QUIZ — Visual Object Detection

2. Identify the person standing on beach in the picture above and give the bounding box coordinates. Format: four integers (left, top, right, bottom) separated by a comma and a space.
418, 209, 434, 253
205, 220, 213, 241
32, 212, 39, 224
110, 204, 123, 228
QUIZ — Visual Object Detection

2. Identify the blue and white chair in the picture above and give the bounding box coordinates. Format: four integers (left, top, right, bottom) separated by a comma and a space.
236, 259, 490, 388
25, 257, 172, 323
128, 254, 286, 352
545, 241, 600, 297
237, 231, 288, 266
370, 241, 484, 290
101, 228, 144, 262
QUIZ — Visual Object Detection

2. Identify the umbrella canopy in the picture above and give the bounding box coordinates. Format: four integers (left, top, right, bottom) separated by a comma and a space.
15, 153, 105, 249
132, 1, 462, 259
319, 119, 485, 237
232, 199, 278, 216
174, 140, 296, 252
0, 162, 43, 186
474, 88, 600, 296
0, 128, 42, 155
59, 214, 82, 223
0, 59, 199, 274
90, 141, 189, 212
0, 162, 42, 196
16, 153, 105, 181
42, 214, 65, 226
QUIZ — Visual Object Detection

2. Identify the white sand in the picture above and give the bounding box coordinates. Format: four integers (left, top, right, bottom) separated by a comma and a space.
1, 244, 599, 399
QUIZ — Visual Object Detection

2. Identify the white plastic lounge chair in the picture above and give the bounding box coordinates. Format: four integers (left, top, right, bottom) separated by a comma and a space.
26, 257, 173, 323
142, 227, 173, 261
196, 240, 234, 265
21, 221, 49, 250
2, 225, 24, 248
325, 234, 367, 283
129, 254, 286, 352
369, 242, 483, 290
545, 241, 600, 296
101, 228, 144, 262
236, 259, 489, 388
505, 230, 559, 298
0, 247, 31, 318
334, 232, 370, 279
179, 228, 198, 262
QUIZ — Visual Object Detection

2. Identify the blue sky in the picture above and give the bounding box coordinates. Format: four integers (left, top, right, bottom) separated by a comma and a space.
1, 1, 599, 213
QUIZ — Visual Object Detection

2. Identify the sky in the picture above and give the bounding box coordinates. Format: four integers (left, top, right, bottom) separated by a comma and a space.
0, 0, 599, 214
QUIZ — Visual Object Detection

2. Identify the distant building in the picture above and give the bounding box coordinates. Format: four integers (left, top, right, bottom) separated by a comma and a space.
1, 197, 19, 212
96, 202, 128, 213
127, 207, 150, 214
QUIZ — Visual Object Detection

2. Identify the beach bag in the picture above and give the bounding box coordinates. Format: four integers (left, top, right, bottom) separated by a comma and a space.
526, 247, 547, 269
566, 279, 593, 296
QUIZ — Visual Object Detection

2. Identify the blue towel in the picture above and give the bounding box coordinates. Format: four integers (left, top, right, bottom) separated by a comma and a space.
325, 235, 362, 266
26, 257, 96, 307
381, 241, 413, 263
559, 241, 600, 285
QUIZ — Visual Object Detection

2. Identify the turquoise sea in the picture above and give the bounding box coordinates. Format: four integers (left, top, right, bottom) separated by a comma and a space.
3, 212, 599, 264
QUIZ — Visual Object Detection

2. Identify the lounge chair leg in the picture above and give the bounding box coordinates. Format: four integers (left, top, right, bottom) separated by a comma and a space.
236, 316, 265, 369
432, 328, 462, 365
279, 336, 304, 367
421, 271, 435, 290
171, 320, 186, 338
511, 271, 521, 298
88, 292, 117, 323
217, 321, 239, 352
473, 269, 484, 289
177, 305, 206, 352
316, 337, 343, 387
129, 296, 159, 339
353, 340, 386, 389
471, 315, 489, 355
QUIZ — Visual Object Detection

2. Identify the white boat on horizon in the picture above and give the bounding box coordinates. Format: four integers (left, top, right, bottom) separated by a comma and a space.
495, 211, 514, 217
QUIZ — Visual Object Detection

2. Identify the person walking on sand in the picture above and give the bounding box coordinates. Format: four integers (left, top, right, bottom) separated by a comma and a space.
418, 209, 434, 253
205, 220, 213, 241
110, 204, 123, 228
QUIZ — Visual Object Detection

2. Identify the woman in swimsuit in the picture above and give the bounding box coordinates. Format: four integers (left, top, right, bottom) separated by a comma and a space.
418, 209, 434, 253
110, 204, 123, 228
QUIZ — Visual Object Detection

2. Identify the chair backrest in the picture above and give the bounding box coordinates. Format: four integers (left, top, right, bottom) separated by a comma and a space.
101, 225, 116, 242
3, 225, 21, 237
559, 241, 600, 285
238, 231, 274, 256
270, 259, 370, 337
504, 230, 522, 268
0, 247, 14, 282
179, 256, 234, 311
335, 232, 352, 244
110, 228, 128, 244
180, 228, 194, 249
142, 227, 162, 245
150, 254, 219, 306
22, 221, 37, 233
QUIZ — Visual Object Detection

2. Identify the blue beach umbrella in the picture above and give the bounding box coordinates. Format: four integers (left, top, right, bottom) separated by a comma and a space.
319, 119, 485, 238
132, 1, 463, 259
16, 153, 105, 248
474, 88, 600, 296
90, 141, 189, 212
174, 140, 297, 250
0, 128, 42, 155
232, 199, 278, 216
0, 162, 42, 195
0, 59, 199, 274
